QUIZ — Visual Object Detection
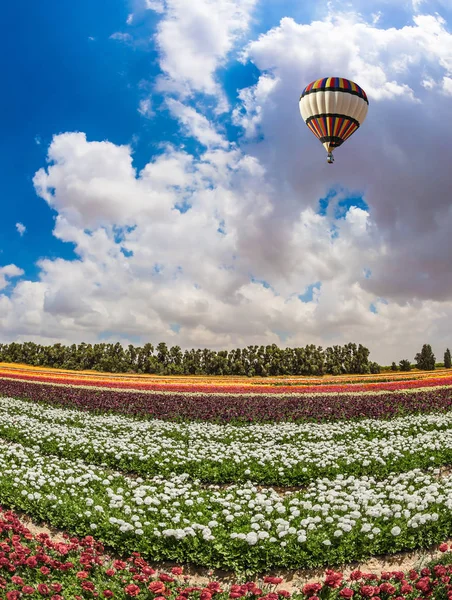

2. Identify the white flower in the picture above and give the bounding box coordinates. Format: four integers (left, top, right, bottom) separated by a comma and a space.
391, 526, 401, 536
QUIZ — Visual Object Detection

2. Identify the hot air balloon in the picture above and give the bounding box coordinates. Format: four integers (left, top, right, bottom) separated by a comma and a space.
299, 77, 369, 164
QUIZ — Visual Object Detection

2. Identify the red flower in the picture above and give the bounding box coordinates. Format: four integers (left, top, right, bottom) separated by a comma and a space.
51, 584, 63, 593
415, 578, 431, 594
37, 584, 50, 596
106, 569, 116, 577
159, 574, 175, 583
440, 543, 449, 552
401, 584, 413, 594
51, 596, 64, 600
82, 581, 96, 592
11, 576, 24, 585
6, 592, 21, 600
149, 581, 166, 594
27, 556, 38, 568
113, 560, 127, 570
124, 584, 141, 597
103, 592, 115, 598
278, 591, 290, 598
379, 583, 396, 595
302, 583, 322, 597
264, 578, 283, 585
325, 571, 343, 589
172, 567, 183, 575
76, 571, 89, 579
40, 566, 51, 576
340, 588, 354, 598
22, 587, 35, 596
201, 591, 212, 600
360, 586, 377, 597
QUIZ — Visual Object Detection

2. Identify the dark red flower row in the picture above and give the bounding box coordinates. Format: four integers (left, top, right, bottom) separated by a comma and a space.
1, 377, 452, 421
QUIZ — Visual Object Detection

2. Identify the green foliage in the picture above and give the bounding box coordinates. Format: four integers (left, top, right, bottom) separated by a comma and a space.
391, 361, 398, 371
0, 340, 376, 377
415, 344, 436, 371
399, 359, 412, 371
445, 348, 452, 369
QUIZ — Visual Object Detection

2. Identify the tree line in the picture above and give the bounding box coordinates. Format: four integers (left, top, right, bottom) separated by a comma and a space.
390, 345, 451, 371
0, 341, 382, 377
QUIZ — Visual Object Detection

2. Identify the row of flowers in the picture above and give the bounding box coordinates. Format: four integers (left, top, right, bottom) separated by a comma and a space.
1, 378, 452, 422
3, 437, 452, 571
2, 506, 452, 599
1, 368, 452, 394
3, 396, 452, 485
5, 363, 446, 383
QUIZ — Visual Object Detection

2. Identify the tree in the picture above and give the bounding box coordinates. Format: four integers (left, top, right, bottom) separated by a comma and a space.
415, 344, 436, 370
369, 362, 381, 374
399, 359, 411, 371
391, 362, 398, 371
445, 348, 452, 369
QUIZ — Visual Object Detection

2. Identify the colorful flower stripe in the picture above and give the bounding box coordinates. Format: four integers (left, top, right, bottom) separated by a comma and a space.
1, 367, 452, 394
6, 363, 445, 382
2, 364, 451, 388
2, 377, 452, 421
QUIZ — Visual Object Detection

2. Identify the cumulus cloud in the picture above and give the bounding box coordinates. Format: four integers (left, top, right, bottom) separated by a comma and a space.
4, 2, 452, 364
236, 10, 452, 303
15, 223, 26, 236
147, 0, 258, 108
0, 265, 24, 291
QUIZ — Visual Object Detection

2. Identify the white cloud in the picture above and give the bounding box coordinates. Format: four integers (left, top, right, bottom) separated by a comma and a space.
15, 223, 26, 237
147, 0, 258, 108
4, 4, 452, 364
138, 98, 154, 118
0, 265, 24, 291
110, 32, 133, 43
145, 0, 165, 13
166, 99, 229, 147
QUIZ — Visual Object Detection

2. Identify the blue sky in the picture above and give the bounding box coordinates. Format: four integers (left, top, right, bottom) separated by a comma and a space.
1, 0, 452, 362
0, 0, 351, 285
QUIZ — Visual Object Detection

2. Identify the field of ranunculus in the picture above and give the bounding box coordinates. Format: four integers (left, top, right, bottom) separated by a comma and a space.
2, 365, 452, 598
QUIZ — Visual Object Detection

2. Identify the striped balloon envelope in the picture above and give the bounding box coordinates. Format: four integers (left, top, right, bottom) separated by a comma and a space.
299, 77, 369, 163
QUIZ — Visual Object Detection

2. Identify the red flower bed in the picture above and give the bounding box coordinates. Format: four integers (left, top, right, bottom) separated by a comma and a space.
1, 507, 452, 600
1, 377, 452, 422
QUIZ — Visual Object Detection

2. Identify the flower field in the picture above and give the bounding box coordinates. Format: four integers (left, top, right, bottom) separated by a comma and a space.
1, 365, 452, 596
